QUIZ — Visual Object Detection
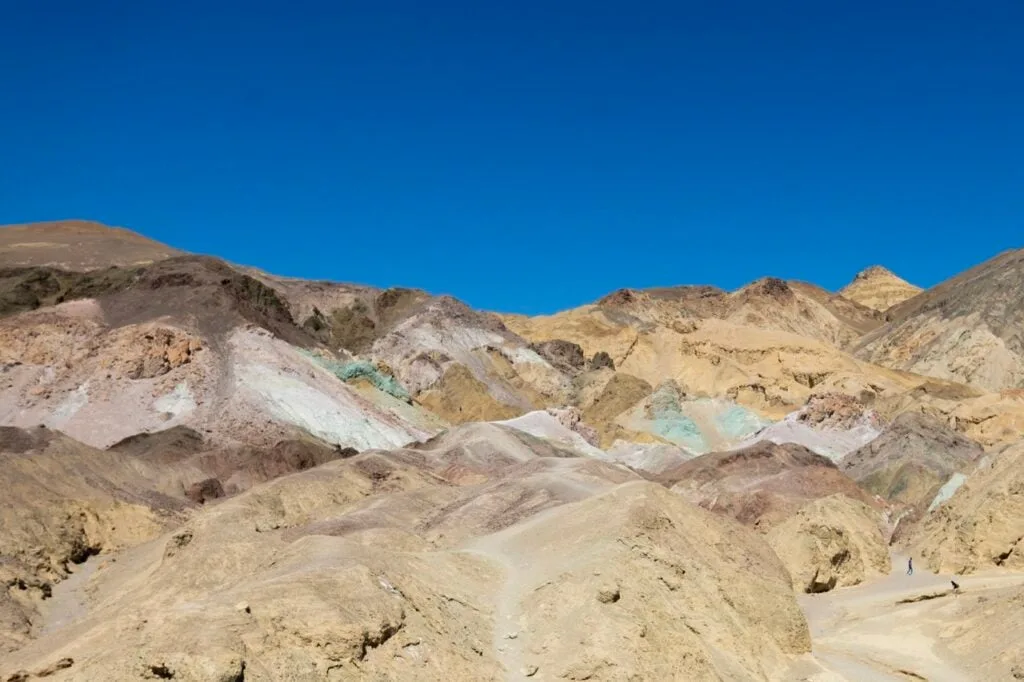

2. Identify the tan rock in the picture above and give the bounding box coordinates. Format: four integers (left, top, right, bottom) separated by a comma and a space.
838, 265, 922, 312
767, 494, 891, 592
0, 426, 810, 681
916, 441, 1024, 574
416, 363, 523, 423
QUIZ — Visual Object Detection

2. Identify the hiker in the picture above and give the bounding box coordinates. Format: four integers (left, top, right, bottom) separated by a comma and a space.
951, 580, 960, 596
906, 557, 913, 575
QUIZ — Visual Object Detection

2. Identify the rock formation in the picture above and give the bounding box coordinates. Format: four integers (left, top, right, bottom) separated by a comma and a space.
0, 424, 810, 681
767, 494, 891, 592
841, 412, 984, 541
4, 219, 1024, 680
661, 441, 875, 529
857, 248, 1024, 392
916, 440, 1024, 574
838, 265, 922, 312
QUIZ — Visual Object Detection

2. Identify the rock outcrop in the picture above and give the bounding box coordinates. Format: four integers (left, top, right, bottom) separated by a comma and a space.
841, 412, 984, 541
838, 265, 922, 312
663, 442, 875, 529
916, 441, 1024, 574
767, 494, 891, 593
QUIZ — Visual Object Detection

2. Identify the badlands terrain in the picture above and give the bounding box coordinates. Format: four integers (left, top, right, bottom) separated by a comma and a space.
0, 220, 1022, 681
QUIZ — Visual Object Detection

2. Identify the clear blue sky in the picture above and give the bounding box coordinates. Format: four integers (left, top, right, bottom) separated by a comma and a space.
2, 2, 1022, 313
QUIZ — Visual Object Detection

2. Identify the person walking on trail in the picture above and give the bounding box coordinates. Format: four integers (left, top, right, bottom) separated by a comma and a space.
907, 557, 913, 576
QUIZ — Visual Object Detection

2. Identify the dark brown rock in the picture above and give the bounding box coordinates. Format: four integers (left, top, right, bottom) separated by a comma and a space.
186, 478, 225, 504
529, 340, 585, 374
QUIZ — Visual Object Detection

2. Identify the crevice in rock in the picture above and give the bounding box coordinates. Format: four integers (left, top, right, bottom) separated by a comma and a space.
148, 664, 175, 679
994, 536, 1021, 566
357, 617, 405, 661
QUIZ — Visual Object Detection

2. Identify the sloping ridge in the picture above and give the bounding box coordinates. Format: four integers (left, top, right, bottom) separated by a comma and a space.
916, 439, 1024, 574
856, 248, 1024, 391
660, 441, 875, 528
841, 412, 983, 507
0, 220, 182, 270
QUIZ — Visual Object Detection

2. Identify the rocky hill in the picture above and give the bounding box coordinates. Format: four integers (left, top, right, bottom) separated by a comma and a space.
767, 494, 891, 593
915, 440, 1024, 574
2, 219, 1024, 680
838, 265, 922, 312
841, 412, 984, 542
0, 422, 810, 681
856, 248, 1024, 392
658, 441, 875, 529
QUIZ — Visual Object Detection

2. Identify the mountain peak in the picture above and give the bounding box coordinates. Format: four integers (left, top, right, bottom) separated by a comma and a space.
851, 265, 898, 282
839, 265, 921, 312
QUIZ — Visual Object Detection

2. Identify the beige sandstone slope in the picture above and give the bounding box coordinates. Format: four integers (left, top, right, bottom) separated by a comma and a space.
838, 265, 922, 312
503, 299, 920, 420
513, 276, 883, 349
502, 278, 1024, 449
0, 422, 357, 658
0, 426, 183, 655
767, 494, 891, 593
938, 583, 1024, 679
916, 440, 1024, 574
1, 425, 810, 681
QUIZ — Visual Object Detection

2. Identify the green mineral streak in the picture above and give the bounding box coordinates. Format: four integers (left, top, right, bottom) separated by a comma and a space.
713, 403, 772, 440
299, 350, 411, 402
648, 384, 708, 452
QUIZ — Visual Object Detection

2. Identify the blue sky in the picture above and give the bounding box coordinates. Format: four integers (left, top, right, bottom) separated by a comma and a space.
2, 2, 1022, 313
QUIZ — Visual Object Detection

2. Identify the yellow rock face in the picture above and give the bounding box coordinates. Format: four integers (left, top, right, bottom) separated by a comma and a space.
916, 441, 1024, 574
767, 494, 891, 593
839, 265, 922, 312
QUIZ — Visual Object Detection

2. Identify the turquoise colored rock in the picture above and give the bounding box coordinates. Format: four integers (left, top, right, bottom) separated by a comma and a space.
300, 351, 411, 402
647, 384, 709, 452
927, 472, 968, 512
713, 403, 771, 440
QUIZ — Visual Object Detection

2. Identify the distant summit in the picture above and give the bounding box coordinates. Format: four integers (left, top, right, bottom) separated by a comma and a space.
839, 265, 921, 312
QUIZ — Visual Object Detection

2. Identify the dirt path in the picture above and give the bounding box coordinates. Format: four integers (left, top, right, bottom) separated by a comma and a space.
786, 553, 1024, 681
459, 546, 529, 681
36, 555, 102, 636
457, 467, 608, 682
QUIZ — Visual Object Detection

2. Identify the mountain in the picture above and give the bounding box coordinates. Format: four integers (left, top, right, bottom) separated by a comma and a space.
856, 248, 1024, 391
838, 265, 922, 312
0, 256, 446, 451
501, 282, 916, 422
3, 219, 1024, 680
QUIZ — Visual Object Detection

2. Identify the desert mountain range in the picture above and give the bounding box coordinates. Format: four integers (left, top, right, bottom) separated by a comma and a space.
1, 220, 1022, 680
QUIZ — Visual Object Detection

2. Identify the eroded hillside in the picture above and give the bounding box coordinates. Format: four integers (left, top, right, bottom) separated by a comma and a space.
2, 220, 1023, 681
